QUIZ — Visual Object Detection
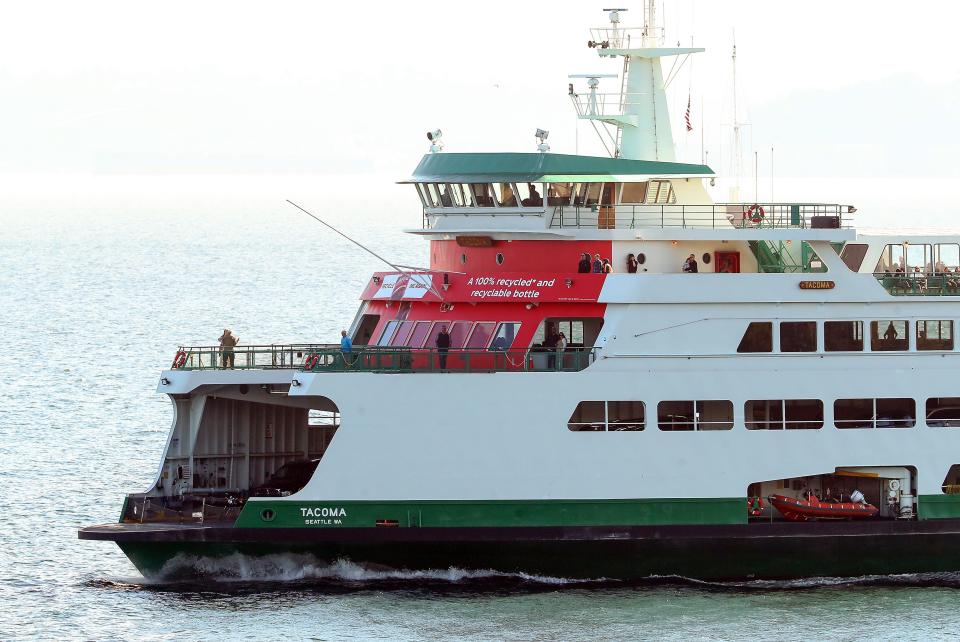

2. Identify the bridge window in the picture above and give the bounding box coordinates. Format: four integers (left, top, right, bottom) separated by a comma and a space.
936, 244, 960, 271
658, 400, 733, 431
871, 320, 909, 351
547, 183, 573, 206
825, 321, 863, 351
737, 322, 772, 353
471, 184, 496, 207
620, 182, 647, 204
516, 182, 544, 207
918, 320, 954, 350
490, 322, 520, 350
926, 398, 960, 427
568, 401, 644, 431
780, 321, 817, 352
456, 184, 475, 207
496, 183, 518, 207
647, 180, 675, 204
835, 398, 915, 429
745, 399, 823, 430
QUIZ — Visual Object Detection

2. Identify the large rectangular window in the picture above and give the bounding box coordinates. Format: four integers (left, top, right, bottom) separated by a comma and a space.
388, 321, 416, 347
546, 183, 573, 206
377, 320, 400, 346
490, 322, 520, 351
465, 322, 496, 349
927, 398, 960, 427
835, 398, 916, 429
780, 321, 817, 352
737, 322, 772, 353
871, 320, 909, 351
568, 401, 644, 432
407, 321, 433, 348
620, 182, 648, 204
918, 320, 954, 350
658, 400, 733, 431
825, 321, 863, 352
746, 400, 824, 430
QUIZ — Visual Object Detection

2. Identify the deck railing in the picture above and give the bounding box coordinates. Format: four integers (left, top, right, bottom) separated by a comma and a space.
550, 203, 853, 230
875, 272, 960, 296
169, 344, 599, 373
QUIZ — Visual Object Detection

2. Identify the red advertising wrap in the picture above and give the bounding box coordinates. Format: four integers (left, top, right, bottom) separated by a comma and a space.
360, 271, 606, 303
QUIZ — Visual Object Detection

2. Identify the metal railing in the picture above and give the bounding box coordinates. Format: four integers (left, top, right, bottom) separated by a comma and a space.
550, 203, 853, 230
169, 344, 599, 373
875, 272, 960, 296
302, 347, 599, 373
171, 344, 335, 371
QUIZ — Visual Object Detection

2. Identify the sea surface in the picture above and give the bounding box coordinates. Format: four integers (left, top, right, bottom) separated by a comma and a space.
2, 174, 960, 641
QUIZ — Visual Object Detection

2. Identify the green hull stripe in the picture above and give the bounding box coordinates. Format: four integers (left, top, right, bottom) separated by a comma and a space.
919, 494, 960, 519
234, 498, 745, 529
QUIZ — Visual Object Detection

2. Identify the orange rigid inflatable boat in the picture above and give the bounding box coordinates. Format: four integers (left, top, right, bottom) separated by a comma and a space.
770, 494, 879, 522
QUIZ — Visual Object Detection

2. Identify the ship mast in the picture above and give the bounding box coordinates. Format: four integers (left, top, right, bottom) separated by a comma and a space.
569, 3, 704, 161
729, 39, 744, 203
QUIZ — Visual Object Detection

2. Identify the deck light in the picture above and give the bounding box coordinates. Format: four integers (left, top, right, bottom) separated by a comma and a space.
160, 377, 170, 386
291, 379, 301, 387
427, 129, 444, 153
535, 129, 550, 152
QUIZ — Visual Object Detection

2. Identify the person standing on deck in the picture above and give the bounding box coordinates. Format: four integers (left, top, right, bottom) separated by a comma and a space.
682, 254, 698, 273
556, 332, 567, 370
626, 253, 638, 273
218, 329, 239, 369
592, 253, 603, 273
340, 330, 353, 366
436, 325, 451, 370
578, 253, 591, 273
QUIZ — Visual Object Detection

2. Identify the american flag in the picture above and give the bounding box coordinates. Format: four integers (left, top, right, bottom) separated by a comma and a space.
685, 93, 693, 132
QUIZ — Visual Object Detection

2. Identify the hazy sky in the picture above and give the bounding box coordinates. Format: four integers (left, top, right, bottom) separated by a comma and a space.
2, 1, 959, 177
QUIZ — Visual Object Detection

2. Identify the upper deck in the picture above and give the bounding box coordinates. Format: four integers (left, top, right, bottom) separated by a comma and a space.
403, 153, 855, 241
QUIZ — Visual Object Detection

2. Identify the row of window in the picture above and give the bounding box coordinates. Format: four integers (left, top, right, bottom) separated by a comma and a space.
738, 320, 955, 353
377, 320, 520, 350
415, 181, 675, 209
567, 397, 960, 431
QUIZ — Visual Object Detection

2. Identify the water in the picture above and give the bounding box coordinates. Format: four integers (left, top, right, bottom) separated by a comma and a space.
2, 174, 960, 641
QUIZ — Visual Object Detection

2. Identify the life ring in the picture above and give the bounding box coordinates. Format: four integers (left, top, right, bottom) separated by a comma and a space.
304, 353, 320, 370
172, 350, 187, 369
748, 496, 765, 517
744, 203, 765, 225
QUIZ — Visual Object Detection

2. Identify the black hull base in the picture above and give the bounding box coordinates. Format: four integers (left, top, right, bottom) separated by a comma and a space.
80, 520, 960, 581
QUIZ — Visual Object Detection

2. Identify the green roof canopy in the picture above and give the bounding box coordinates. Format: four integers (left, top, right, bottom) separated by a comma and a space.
406, 152, 715, 184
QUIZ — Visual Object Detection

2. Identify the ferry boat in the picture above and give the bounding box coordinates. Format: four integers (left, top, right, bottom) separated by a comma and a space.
80, 5, 960, 581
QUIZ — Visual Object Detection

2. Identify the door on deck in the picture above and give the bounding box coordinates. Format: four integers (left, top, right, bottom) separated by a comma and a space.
715, 251, 741, 273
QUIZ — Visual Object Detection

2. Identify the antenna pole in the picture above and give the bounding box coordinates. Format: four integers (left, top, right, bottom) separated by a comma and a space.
770, 146, 774, 202
286, 199, 447, 301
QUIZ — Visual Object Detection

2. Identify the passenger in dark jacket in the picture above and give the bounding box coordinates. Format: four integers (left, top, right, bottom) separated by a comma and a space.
436, 326, 451, 370
577, 253, 591, 273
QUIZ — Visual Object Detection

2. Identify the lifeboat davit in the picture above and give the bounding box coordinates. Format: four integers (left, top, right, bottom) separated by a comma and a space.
769, 494, 879, 522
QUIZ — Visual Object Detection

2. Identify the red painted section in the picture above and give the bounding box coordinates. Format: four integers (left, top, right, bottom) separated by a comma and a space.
430, 239, 613, 273
360, 271, 605, 304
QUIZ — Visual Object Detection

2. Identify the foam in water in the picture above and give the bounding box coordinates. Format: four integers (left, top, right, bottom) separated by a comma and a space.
151, 552, 596, 586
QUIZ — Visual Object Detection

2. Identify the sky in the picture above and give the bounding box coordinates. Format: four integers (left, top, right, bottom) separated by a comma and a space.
1, 0, 959, 178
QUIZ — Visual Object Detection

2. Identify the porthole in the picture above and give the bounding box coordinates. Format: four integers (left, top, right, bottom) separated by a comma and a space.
260, 508, 276, 522
702, 253, 711, 265
637, 253, 646, 265
460, 253, 467, 265
496, 253, 504, 265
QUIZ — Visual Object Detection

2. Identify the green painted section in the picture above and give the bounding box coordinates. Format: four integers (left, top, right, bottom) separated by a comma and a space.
408, 153, 714, 183
234, 497, 745, 529
918, 494, 960, 519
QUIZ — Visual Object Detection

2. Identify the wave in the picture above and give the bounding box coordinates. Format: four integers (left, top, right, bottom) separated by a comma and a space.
84, 553, 960, 593
141, 553, 605, 587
